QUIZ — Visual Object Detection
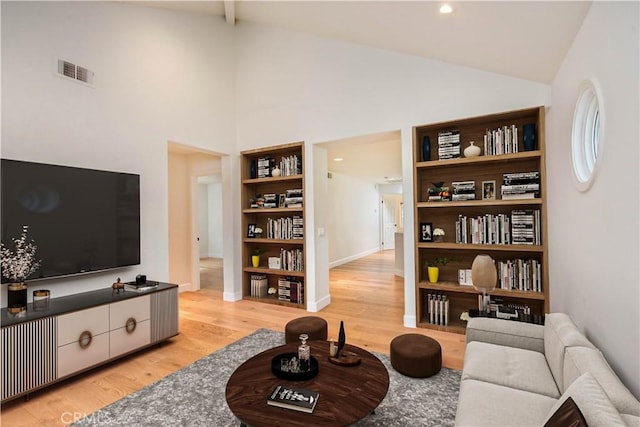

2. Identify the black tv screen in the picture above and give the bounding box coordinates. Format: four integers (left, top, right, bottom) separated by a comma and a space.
1, 159, 140, 283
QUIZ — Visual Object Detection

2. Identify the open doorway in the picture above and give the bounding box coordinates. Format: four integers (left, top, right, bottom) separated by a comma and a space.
317, 130, 403, 271
167, 142, 223, 293
197, 175, 223, 290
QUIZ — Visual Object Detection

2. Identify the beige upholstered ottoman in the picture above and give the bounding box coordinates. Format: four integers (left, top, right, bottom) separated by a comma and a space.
284, 316, 328, 344
390, 333, 442, 378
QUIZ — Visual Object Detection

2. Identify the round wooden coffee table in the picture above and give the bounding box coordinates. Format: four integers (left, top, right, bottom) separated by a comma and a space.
225, 340, 389, 426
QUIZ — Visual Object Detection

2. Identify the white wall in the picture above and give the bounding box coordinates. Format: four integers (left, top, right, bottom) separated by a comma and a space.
1, 2, 235, 300
547, 2, 639, 397
197, 184, 209, 257
207, 182, 224, 258
327, 172, 381, 267
168, 153, 191, 284
234, 21, 550, 322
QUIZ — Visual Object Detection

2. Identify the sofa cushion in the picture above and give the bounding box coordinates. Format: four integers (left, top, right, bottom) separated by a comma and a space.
544, 313, 595, 391
466, 317, 544, 353
543, 397, 587, 427
542, 372, 626, 427
454, 379, 557, 427
563, 346, 640, 416
462, 341, 560, 398
621, 413, 640, 426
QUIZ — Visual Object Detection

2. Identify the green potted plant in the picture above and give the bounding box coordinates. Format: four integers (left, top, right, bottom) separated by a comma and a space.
251, 248, 264, 268
423, 257, 452, 283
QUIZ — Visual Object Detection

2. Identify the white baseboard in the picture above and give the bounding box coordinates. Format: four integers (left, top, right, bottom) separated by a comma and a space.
307, 294, 331, 312
329, 247, 380, 269
223, 291, 242, 302
178, 283, 192, 292
403, 314, 417, 328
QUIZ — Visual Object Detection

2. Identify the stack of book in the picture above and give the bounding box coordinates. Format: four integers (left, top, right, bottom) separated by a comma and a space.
250, 274, 268, 297
267, 385, 318, 413
425, 293, 449, 326
427, 184, 450, 202
277, 277, 304, 304
484, 124, 519, 155
284, 189, 303, 208
438, 130, 461, 160
263, 193, 278, 208
278, 155, 302, 176
257, 157, 275, 178
451, 180, 476, 201
511, 209, 542, 245
501, 172, 540, 200
124, 281, 158, 292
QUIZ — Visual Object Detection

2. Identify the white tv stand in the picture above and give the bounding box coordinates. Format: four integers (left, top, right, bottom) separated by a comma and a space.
0, 282, 178, 403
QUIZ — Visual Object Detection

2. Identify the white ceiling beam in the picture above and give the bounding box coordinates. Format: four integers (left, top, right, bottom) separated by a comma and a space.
224, 0, 235, 25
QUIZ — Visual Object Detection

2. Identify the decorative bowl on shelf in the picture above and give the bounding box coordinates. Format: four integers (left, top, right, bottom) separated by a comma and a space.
271, 352, 319, 381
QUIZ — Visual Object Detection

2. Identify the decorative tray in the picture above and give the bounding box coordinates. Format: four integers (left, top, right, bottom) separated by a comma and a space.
271, 352, 319, 381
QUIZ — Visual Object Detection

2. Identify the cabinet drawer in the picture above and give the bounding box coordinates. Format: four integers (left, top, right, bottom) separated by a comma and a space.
109, 319, 150, 358
109, 295, 150, 331
57, 305, 109, 347
57, 332, 109, 378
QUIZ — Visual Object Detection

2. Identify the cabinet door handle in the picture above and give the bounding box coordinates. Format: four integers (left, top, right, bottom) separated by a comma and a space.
125, 317, 137, 334
78, 330, 92, 349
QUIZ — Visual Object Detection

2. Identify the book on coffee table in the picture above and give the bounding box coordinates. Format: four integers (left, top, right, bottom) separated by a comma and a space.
267, 385, 319, 413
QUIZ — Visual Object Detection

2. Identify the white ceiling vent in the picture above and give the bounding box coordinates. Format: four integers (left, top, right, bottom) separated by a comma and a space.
57, 59, 94, 86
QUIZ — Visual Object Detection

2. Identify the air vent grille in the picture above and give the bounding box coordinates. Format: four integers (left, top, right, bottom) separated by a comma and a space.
57, 59, 94, 85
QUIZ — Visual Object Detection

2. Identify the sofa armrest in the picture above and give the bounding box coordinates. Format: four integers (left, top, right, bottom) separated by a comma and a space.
466, 317, 545, 353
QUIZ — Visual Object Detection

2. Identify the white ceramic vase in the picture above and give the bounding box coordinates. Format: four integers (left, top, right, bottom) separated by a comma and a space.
271, 167, 281, 177
464, 141, 481, 158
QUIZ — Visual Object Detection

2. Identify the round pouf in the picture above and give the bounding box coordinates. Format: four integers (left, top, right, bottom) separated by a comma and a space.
390, 333, 442, 378
285, 316, 328, 344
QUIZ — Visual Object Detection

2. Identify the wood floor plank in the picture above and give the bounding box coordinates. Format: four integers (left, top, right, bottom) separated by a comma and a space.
0, 250, 465, 426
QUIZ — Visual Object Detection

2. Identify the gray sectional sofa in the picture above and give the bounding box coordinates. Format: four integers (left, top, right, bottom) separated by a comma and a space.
454, 313, 640, 426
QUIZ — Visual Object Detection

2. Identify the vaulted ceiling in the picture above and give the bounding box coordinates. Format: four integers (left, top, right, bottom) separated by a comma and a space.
149, 1, 592, 183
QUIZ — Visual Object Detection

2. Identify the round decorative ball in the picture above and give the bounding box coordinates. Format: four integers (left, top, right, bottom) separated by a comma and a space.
464, 141, 481, 158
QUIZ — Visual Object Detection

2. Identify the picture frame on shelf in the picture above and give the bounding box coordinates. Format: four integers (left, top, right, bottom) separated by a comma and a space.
482, 180, 496, 200
420, 223, 433, 242
278, 194, 286, 208
247, 223, 256, 238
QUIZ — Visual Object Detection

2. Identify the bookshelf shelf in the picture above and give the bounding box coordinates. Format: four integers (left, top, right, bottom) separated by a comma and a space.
241, 142, 306, 308
413, 107, 549, 334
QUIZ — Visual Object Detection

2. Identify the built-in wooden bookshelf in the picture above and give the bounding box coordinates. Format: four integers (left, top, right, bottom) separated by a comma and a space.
241, 142, 306, 309
413, 107, 549, 333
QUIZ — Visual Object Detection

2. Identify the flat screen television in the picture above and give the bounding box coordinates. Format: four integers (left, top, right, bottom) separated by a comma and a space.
1, 159, 140, 283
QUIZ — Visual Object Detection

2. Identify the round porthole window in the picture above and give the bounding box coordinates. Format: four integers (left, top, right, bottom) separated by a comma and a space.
571, 80, 603, 191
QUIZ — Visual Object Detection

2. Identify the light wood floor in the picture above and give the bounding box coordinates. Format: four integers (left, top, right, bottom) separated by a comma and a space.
199, 257, 223, 291
1, 250, 465, 427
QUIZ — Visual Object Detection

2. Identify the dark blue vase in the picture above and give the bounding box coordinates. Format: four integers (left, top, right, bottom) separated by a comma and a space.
523, 124, 536, 151
422, 135, 431, 161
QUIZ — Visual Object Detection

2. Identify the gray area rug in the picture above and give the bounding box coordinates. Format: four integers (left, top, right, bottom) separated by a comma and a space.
74, 329, 460, 426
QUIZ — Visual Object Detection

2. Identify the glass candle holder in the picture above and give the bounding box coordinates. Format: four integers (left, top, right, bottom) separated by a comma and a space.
33, 289, 51, 311
7, 283, 28, 317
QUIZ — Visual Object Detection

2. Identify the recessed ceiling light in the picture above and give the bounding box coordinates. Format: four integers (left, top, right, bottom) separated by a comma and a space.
440, 4, 453, 14
333, 157, 344, 162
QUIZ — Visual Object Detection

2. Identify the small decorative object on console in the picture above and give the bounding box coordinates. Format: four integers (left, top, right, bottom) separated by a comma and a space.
33, 289, 51, 312
329, 320, 361, 366
112, 277, 125, 294
1, 225, 41, 317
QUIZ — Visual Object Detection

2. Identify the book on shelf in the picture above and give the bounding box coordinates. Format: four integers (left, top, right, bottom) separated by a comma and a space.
277, 277, 304, 304
267, 385, 319, 413
426, 293, 449, 326
250, 274, 268, 297
484, 125, 519, 156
